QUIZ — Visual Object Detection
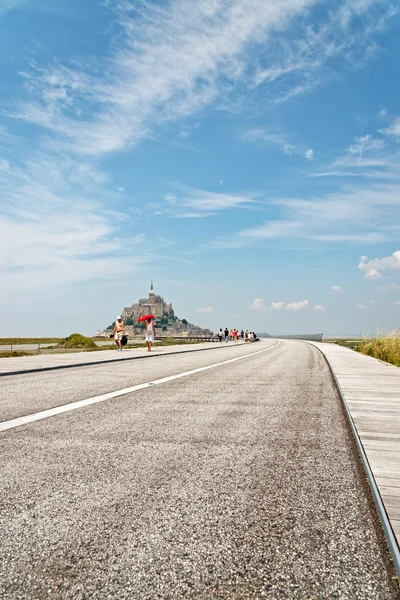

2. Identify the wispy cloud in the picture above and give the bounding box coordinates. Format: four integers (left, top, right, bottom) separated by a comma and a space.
196, 305, 214, 313
161, 186, 255, 218
332, 285, 344, 292
381, 116, 400, 138
9, 0, 396, 156
0, 150, 153, 290
0, 0, 26, 14
313, 304, 327, 312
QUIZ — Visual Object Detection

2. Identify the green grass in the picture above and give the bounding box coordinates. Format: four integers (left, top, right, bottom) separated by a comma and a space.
0, 336, 205, 358
329, 331, 400, 367
327, 338, 363, 349
0, 338, 61, 345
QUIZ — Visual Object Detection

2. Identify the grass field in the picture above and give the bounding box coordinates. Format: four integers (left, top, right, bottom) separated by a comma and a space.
0, 336, 205, 358
0, 338, 61, 345
357, 330, 400, 367
328, 331, 400, 367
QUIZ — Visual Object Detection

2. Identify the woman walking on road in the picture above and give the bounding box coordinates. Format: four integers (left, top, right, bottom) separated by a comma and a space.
144, 318, 156, 352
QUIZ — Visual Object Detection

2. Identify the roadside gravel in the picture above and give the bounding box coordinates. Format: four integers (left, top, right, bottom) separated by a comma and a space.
0, 341, 398, 599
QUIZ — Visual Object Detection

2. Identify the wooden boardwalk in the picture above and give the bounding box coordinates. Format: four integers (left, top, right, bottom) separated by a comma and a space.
311, 342, 400, 548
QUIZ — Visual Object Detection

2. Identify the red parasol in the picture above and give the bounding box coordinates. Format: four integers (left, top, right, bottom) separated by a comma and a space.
137, 314, 155, 322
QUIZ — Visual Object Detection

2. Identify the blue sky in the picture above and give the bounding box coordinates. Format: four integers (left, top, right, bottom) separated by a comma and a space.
1, 0, 400, 337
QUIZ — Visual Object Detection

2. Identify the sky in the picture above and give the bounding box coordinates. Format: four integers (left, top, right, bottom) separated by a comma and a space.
1, 0, 400, 337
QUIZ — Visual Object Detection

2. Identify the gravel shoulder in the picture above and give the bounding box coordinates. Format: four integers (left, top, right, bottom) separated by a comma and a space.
0, 340, 398, 599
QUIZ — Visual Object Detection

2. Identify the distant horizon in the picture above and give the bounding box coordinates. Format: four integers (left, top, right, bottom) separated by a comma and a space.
1, 1, 399, 337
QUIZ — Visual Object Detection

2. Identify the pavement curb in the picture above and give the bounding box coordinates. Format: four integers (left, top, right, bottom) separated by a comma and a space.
305, 341, 400, 580
0, 341, 251, 378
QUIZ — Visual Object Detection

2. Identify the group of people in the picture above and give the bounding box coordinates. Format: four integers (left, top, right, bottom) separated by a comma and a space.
217, 328, 257, 343
113, 316, 257, 353
113, 315, 155, 352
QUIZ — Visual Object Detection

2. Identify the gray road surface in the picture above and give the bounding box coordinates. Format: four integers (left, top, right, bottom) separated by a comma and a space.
0, 340, 398, 599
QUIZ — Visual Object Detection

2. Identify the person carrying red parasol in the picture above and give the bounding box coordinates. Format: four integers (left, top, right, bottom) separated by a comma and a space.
137, 314, 156, 352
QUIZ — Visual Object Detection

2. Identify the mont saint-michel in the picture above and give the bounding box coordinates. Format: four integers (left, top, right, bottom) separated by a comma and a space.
97, 283, 212, 338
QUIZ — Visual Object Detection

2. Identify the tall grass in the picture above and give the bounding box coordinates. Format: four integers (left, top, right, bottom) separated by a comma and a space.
358, 329, 400, 367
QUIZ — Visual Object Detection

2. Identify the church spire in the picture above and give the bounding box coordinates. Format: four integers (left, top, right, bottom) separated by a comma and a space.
150, 279, 153, 292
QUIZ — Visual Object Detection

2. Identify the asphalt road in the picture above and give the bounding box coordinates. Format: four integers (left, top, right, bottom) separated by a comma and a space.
0, 340, 398, 599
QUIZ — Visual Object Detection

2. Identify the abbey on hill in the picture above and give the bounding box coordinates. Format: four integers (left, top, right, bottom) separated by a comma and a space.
97, 282, 212, 338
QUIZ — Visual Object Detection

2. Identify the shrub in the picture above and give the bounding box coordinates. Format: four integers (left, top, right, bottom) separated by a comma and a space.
57, 333, 97, 349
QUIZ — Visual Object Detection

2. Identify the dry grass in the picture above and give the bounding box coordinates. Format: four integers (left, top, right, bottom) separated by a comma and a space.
358, 329, 400, 367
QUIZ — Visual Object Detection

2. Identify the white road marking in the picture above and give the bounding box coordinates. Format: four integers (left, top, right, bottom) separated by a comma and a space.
0, 342, 280, 433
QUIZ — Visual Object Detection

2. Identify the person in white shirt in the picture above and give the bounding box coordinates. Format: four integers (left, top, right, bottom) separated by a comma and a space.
113, 316, 126, 352
144, 318, 156, 352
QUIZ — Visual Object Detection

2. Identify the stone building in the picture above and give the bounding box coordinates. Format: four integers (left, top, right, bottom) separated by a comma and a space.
96, 282, 212, 338
121, 281, 174, 322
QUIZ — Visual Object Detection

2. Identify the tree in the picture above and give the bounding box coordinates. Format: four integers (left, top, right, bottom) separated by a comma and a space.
182, 318, 188, 325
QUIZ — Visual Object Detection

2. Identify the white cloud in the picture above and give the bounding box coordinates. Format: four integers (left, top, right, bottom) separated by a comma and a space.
164, 193, 177, 203
313, 304, 327, 312
285, 300, 309, 311
356, 304, 367, 310
250, 298, 265, 312
364, 268, 382, 280
271, 301, 285, 310
270, 300, 308, 311
359, 251, 400, 279
381, 116, 400, 138
195, 305, 213, 313
305, 148, 314, 160
393, 300, 400, 306
332, 285, 344, 292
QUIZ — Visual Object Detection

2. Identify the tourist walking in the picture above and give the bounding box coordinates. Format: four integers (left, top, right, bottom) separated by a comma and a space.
240, 329, 244, 340
218, 328, 223, 342
224, 327, 229, 343
144, 317, 156, 352
233, 329, 238, 342
113, 316, 126, 351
